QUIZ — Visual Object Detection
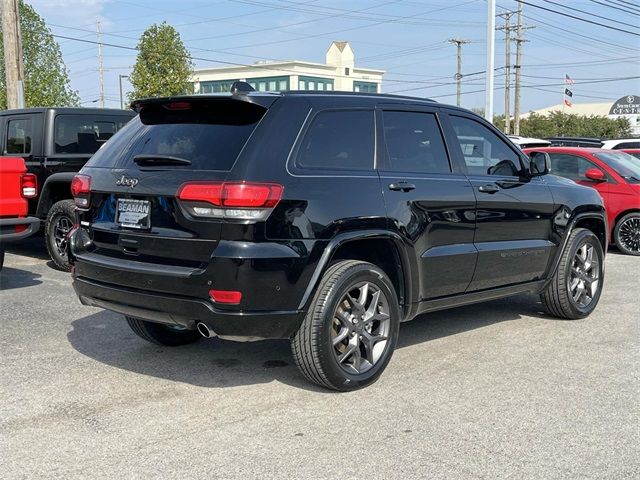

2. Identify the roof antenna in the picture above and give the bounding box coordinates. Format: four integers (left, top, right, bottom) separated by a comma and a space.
230, 81, 255, 95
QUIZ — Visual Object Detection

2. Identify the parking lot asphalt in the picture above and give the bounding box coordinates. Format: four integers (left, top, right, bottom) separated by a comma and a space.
1, 238, 638, 479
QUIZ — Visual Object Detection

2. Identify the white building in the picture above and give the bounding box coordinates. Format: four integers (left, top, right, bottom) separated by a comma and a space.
191, 41, 385, 94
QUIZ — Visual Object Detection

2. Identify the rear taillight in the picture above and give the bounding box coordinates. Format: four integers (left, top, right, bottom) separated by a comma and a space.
21, 174, 37, 198
71, 174, 91, 208
177, 182, 283, 220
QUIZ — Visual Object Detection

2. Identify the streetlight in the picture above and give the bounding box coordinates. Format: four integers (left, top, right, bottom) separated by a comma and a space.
119, 75, 129, 110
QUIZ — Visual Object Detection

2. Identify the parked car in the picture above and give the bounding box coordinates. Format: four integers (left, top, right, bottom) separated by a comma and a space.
545, 137, 603, 148
601, 138, 640, 150
507, 135, 551, 149
0, 157, 39, 270
621, 148, 640, 160
68, 85, 607, 390
0, 107, 136, 270
524, 147, 640, 256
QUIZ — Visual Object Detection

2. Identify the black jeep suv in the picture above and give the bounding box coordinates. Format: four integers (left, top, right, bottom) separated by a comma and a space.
68, 85, 607, 390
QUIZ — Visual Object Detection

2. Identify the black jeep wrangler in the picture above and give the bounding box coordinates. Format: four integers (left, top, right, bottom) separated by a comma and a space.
68, 85, 607, 390
0, 107, 135, 269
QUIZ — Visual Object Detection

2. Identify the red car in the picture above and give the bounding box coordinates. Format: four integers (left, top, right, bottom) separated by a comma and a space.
622, 148, 640, 160
524, 147, 640, 255
0, 157, 40, 270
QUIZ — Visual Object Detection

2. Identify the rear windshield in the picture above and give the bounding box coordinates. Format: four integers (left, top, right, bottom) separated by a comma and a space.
85, 100, 266, 170
54, 114, 133, 154
593, 151, 640, 183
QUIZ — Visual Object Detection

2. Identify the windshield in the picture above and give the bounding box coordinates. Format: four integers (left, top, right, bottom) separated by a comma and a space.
594, 151, 640, 184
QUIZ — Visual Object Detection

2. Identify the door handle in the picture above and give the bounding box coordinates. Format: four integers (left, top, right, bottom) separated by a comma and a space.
388, 181, 416, 192
478, 184, 500, 194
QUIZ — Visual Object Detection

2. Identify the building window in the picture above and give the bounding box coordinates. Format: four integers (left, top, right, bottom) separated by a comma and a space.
299, 76, 334, 91
345, 68, 350, 76
246, 76, 289, 92
199, 80, 238, 94
353, 81, 377, 93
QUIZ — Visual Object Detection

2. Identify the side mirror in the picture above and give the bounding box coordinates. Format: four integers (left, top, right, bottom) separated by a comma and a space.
528, 151, 550, 176
585, 168, 606, 182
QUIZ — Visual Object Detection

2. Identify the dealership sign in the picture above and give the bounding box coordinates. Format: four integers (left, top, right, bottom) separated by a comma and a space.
609, 95, 640, 115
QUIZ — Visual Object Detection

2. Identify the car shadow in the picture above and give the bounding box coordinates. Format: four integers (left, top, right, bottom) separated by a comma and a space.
0, 266, 43, 290
67, 293, 554, 391
4, 236, 50, 261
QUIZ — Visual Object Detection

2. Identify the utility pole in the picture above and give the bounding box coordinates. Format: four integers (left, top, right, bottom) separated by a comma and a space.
513, 3, 533, 135
484, 0, 496, 122
96, 19, 105, 108
449, 38, 471, 107
497, 11, 516, 135
2, 0, 25, 109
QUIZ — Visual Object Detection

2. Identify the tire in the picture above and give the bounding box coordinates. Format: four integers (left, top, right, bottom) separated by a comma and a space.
0, 246, 4, 271
541, 228, 604, 319
613, 213, 640, 256
291, 260, 400, 391
125, 316, 201, 347
45, 199, 76, 271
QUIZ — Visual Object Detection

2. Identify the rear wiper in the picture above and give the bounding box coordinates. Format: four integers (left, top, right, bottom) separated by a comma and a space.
133, 154, 192, 166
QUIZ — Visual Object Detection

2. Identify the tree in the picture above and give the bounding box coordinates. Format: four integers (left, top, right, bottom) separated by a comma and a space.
518, 111, 631, 138
128, 22, 193, 101
0, 0, 79, 109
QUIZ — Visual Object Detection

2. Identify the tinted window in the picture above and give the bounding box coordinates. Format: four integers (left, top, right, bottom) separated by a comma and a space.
86, 100, 265, 170
297, 110, 374, 171
6, 118, 32, 154
449, 115, 521, 176
382, 111, 450, 174
54, 114, 132, 154
593, 151, 640, 183
613, 141, 640, 149
548, 154, 597, 181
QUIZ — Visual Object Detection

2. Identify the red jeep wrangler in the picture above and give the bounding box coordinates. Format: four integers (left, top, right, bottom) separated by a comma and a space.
0, 157, 39, 270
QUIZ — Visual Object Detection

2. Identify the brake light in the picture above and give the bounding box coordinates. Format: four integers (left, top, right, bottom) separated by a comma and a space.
21, 174, 37, 198
71, 174, 91, 208
209, 289, 242, 304
177, 182, 283, 220
164, 101, 191, 110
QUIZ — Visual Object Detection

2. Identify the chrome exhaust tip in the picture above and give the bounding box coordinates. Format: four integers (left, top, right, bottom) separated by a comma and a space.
196, 322, 215, 338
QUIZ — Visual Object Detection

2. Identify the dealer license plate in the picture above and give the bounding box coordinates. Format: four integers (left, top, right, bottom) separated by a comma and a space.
116, 198, 151, 229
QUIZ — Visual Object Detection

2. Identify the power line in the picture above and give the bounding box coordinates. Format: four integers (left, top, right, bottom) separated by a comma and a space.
516, 0, 640, 36
541, 0, 640, 29
590, 0, 640, 15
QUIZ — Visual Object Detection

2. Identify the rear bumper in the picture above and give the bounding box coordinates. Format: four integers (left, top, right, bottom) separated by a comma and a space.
0, 216, 40, 243
73, 276, 304, 339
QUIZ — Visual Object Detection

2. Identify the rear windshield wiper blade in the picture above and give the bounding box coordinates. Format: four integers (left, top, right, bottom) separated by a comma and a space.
133, 154, 192, 166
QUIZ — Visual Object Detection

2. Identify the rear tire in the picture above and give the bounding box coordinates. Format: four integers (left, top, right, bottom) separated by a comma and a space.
45, 199, 76, 271
126, 316, 201, 346
613, 213, 640, 256
541, 228, 604, 319
0, 246, 5, 271
291, 260, 400, 391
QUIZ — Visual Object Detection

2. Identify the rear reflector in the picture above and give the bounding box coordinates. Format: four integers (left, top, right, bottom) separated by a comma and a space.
177, 181, 283, 220
71, 174, 92, 208
21, 174, 37, 198
209, 289, 242, 304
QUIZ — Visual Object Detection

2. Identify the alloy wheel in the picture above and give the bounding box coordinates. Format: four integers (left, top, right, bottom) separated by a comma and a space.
617, 216, 640, 253
331, 281, 391, 375
53, 215, 73, 257
568, 242, 600, 308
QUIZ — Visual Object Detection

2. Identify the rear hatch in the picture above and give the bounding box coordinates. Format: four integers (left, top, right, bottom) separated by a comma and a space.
76, 96, 273, 278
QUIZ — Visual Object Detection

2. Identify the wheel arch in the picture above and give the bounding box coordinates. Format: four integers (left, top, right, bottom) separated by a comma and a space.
613, 208, 640, 232
298, 230, 413, 319
36, 172, 76, 219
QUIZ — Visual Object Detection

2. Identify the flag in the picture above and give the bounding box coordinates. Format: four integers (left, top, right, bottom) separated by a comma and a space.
565, 74, 574, 85
564, 99, 573, 107
565, 88, 573, 97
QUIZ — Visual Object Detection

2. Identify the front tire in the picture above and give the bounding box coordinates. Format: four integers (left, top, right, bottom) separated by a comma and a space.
291, 260, 400, 391
541, 228, 604, 319
126, 316, 201, 346
613, 213, 640, 256
45, 199, 76, 271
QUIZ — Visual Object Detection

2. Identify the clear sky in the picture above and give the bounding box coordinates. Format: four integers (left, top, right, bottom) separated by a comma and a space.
29, 0, 640, 112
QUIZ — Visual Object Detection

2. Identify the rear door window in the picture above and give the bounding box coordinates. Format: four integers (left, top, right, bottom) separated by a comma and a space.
381, 111, 451, 174
5, 117, 33, 155
86, 99, 266, 170
54, 114, 133, 154
296, 110, 374, 171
